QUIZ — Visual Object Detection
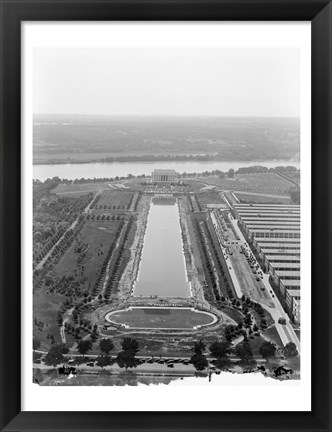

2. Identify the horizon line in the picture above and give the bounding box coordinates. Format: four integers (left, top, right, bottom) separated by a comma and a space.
33, 113, 300, 119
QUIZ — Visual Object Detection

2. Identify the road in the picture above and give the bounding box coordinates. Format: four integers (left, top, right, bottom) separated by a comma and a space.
228, 214, 300, 353
33, 352, 267, 379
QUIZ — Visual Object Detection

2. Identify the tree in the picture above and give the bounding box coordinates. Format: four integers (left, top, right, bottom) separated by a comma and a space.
191, 353, 208, 371
77, 339, 92, 359
96, 355, 112, 370
215, 356, 232, 371
99, 338, 114, 355
44, 343, 69, 368
228, 169, 235, 178
115, 338, 140, 371
116, 350, 140, 371
234, 341, 253, 362
259, 341, 276, 359
33, 337, 41, 351
284, 342, 298, 358
193, 340, 205, 355
121, 337, 139, 354
289, 187, 300, 204
209, 341, 231, 358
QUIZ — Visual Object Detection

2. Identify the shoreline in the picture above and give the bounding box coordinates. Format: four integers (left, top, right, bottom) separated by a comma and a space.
33, 157, 300, 166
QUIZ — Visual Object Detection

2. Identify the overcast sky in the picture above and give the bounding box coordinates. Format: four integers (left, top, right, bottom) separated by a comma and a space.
34, 48, 300, 117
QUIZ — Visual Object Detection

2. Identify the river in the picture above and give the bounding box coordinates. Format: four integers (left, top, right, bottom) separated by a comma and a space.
133, 197, 191, 298
33, 160, 300, 181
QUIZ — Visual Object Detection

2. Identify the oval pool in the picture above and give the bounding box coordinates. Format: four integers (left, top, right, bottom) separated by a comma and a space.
105, 307, 217, 330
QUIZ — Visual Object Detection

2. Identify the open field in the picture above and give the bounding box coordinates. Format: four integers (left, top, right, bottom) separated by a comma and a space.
195, 191, 225, 209
234, 192, 292, 204
48, 220, 123, 294
202, 173, 293, 193
234, 173, 293, 188
287, 171, 301, 184
52, 182, 112, 195
106, 308, 216, 329
93, 189, 134, 210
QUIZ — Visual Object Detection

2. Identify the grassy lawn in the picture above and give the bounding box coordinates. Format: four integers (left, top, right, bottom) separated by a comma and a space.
52, 182, 112, 194
262, 325, 284, 347
287, 172, 301, 183
53, 220, 123, 291
203, 173, 292, 191
237, 334, 267, 357
106, 308, 216, 329
217, 304, 244, 322
196, 191, 225, 209
235, 173, 293, 188
95, 190, 134, 210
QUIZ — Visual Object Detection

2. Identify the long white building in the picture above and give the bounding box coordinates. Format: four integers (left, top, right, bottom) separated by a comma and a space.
234, 203, 301, 323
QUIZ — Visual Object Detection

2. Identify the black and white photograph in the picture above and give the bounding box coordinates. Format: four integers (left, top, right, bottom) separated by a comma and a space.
30, 28, 306, 390
3, 0, 332, 427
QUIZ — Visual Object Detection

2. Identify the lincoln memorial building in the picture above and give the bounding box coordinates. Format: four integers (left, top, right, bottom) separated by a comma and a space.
151, 169, 178, 183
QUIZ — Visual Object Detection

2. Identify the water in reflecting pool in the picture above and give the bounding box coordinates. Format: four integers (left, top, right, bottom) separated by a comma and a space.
133, 197, 191, 298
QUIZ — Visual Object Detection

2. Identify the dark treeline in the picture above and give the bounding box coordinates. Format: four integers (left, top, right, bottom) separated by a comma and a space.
33, 165, 299, 186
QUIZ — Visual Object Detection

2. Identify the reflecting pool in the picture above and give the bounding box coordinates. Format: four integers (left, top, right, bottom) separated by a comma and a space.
133, 196, 191, 297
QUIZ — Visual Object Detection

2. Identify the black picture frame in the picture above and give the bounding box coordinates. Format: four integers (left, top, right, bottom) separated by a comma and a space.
0, 1, 331, 431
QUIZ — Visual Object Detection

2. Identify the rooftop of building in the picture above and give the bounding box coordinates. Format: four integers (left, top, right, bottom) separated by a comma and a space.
265, 255, 301, 261
152, 169, 178, 174
249, 225, 300, 230
242, 217, 300, 221
286, 289, 301, 297
234, 204, 300, 208
253, 229, 301, 233
257, 238, 301, 243
275, 270, 301, 277
270, 262, 301, 269
280, 279, 302, 287
261, 248, 301, 254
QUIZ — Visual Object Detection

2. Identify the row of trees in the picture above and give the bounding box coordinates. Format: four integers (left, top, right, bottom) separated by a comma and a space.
88, 214, 124, 221
194, 218, 235, 302
33, 193, 94, 265
103, 216, 134, 300
44, 337, 140, 371
37, 166, 298, 190
203, 219, 235, 298
90, 220, 125, 297
190, 339, 298, 372
194, 220, 220, 303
